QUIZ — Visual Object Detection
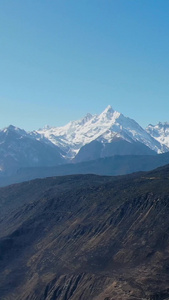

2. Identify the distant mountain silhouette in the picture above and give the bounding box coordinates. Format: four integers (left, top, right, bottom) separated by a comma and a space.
2, 151, 169, 187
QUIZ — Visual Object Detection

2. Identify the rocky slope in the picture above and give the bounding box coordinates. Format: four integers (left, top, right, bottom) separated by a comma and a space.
1, 166, 169, 299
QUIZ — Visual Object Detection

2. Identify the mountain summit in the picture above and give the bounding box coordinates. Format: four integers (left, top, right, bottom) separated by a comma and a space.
1, 106, 169, 176
146, 122, 169, 149
36, 106, 166, 160
99, 104, 115, 118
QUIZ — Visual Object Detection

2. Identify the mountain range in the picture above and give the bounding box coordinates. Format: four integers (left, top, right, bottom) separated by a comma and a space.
1, 105, 169, 179
2, 106, 169, 299
0, 125, 64, 176
35, 105, 168, 160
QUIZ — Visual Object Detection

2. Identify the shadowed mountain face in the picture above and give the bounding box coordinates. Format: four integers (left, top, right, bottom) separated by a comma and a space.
3, 151, 169, 188
73, 138, 156, 163
1, 167, 169, 299
0, 125, 65, 176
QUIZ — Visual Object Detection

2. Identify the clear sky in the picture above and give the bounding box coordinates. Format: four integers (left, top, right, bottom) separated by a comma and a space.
0, 0, 169, 130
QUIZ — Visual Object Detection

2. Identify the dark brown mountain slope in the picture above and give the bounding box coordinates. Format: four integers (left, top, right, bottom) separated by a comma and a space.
1, 167, 169, 299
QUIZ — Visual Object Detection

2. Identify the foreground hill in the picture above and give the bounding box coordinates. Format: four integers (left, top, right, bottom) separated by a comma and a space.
1, 166, 169, 299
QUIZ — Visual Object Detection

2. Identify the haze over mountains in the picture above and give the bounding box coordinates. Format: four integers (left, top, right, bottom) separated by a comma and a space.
1, 106, 169, 182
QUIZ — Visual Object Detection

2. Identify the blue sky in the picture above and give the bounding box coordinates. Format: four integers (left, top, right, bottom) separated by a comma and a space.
1, 0, 169, 130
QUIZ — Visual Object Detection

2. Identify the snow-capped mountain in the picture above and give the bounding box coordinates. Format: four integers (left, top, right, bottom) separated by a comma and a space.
0, 125, 65, 176
35, 105, 167, 159
146, 122, 169, 149
1, 106, 169, 176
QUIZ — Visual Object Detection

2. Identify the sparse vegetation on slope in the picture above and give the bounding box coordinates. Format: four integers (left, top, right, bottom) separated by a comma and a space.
1, 167, 169, 299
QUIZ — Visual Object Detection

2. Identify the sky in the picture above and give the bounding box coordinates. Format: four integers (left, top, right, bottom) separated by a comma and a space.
0, 0, 169, 131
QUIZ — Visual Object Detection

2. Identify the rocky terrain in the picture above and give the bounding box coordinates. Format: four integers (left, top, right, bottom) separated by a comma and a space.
1, 165, 169, 299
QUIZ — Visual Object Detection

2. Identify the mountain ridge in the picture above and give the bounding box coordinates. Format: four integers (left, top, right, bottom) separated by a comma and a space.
147, 122, 169, 148
1, 106, 169, 177
2, 165, 169, 299
35, 105, 167, 158
0, 125, 65, 176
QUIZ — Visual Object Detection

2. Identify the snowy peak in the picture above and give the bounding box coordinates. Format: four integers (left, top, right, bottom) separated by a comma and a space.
80, 113, 93, 125
146, 122, 169, 148
101, 110, 120, 121
1, 125, 26, 135
101, 105, 114, 115
0, 125, 30, 140
35, 106, 167, 158
99, 105, 118, 121
147, 122, 169, 133
1, 106, 169, 175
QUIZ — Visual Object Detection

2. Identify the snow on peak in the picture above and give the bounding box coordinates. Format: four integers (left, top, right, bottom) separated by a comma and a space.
103, 105, 114, 113
34, 106, 166, 158
100, 105, 115, 118
84, 112, 93, 120
1, 125, 28, 136
77, 112, 93, 126
3, 125, 19, 132
146, 122, 169, 148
